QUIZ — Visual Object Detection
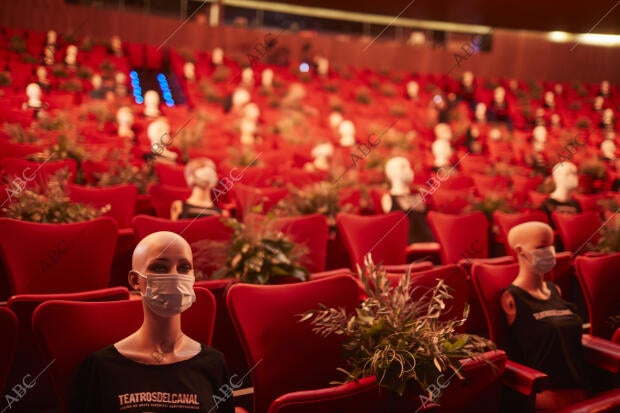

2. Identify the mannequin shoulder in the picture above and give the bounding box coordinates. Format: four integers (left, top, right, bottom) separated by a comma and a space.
501, 289, 517, 325
380, 193, 392, 213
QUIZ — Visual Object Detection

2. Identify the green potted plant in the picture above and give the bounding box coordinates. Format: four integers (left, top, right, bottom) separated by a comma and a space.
3, 169, 110, 223
301, 254, 496, 401
211, 216, 310, 284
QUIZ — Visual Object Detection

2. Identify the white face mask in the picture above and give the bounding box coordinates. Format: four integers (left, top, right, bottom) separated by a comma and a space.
525, 246, 556, 275
137, 272, 196, 317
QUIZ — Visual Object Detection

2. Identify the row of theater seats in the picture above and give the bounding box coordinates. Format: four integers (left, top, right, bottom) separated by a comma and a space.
1, 256, 619, 412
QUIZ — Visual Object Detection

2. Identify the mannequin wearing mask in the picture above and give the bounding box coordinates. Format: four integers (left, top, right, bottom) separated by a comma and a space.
501, 222, 588, 410
70, 231, 234, 413
170, 158, 222, 220
540, 162, 582, 224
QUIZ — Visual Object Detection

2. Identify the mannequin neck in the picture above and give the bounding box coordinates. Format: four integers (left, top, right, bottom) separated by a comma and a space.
389, 180, 411, 196
550, 185, 574, 203
187, 186, 214, 207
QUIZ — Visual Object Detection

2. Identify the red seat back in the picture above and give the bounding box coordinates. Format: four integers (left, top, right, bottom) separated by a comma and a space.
1, 157, 77, 189
0, 307, 18, 393
493, 210, 549, 255
337, 212, 408, 269
233, 183, 288, 220
551, 211, 602, 254
427, 211, 489, 264
147, 184, 192, 218
226, 276, 361, 413
132, 214, 233, 279
68, 184, 137, 228
153, 162, 188, 187
32, 287, 216, 412
471, 262, 520, 348
273, 213, 329, 273
0, 217, 118, 294
574, 253, 620, 339
6, 287, 129, 412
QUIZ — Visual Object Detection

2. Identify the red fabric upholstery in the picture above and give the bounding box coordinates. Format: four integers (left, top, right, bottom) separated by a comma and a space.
272, 213, 329, 273
427, 211, 489, 264
337, 212, 408, 269
553, 388, 620, 413
153, 162, 188, 187
194, 279, 249, 388
0, 217, 118, 294
68, 183, 137, 228
132, 214, 233, 279
581, 334, 620, 374
0, 306, 18, 393
613, 328, 620, 345
147, 184, 192, 219
1, 157, 78, 189
32, 287, 216, 412
551, 211, 602, 254
6, 287, 129, 412
572, 193, 606, 212
233, 183, 288, 219
226, 275, 361, 413
493, 210, 549, 255
267, 376, 390, 413
574, 253, 620, 339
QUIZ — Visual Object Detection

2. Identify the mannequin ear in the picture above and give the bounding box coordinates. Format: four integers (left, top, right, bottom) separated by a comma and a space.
128, 270, 141, 291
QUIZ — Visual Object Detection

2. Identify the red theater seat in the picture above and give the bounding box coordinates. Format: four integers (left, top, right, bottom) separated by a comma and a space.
551, 211, 602, 254
0, 306, 18, 394
68, 183, 137, 228
272, 213, 329, 273
32, 287, 216, 412
148, 183, 192, 219
493, 210, 549, 255
427, 211, 488, 264
0, 217, 118, 294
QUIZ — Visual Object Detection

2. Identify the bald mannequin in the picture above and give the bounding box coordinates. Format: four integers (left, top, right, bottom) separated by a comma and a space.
502, 222, 587, 409
117, 231, 201, 364
502, 222, 557, 325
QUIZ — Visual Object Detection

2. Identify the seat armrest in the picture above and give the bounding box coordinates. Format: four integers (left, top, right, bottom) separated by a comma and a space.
582, 334, 620, 374
553, 388, 620, 413
502, 360, 549, 396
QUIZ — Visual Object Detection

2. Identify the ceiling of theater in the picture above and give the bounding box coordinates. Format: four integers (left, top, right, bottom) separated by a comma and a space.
268, 0, 620, 34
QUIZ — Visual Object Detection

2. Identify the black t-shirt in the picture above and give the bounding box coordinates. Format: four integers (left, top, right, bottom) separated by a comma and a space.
179, 202, 222, 220
506, 282, 588, 389
69, 343, 235, 413
389, 194, 436, 244
540, 197, 582, 226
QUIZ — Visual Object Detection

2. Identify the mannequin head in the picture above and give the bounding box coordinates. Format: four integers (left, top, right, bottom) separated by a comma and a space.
474, 102, 487, 122
554, 83, 563, 95
311, 143, 334, 170
110, 35, 122, 55
147, 118, 176, 160
431, 139, 453, 168
183, 62, 195, 81
240, 118, 256, 145
36, 66, 48, 82
601, 139, 616, 159
43, 47, 54, 65
91, 74, 102, 90
243, 102, 260, 122
128, 231, 195, 312
261, 68, 274, 88
338, 120, 356, 147
434, 123, 453, 141
494, 86, 506, 104
328, 111, 343, 130
185, 158, 218, 189
533, 126, 547, 143
115, 72, 126, 85
241, 67, 254, 86
508, 222, 556, 276
594, 96, 604, 111
406, 80, 419, 99
601, 80, 610, 96
65, 45, 78, 66
385, 156, 414, 187
46, 30, 57, 45
462, 71, 474, 88
551, 113, 561, 127
231, 88, 250, 111
489, 128, 502, 141
316, 56, 329, 76
551, 162, 579, 192
212, 47, 223, 65
602, 108, 614, 125
544, 91, 555, 107
117, 106, 133, 126
287, 83, 306, 101
26, 83, 42, 106
144, 90, 161, 117
509, 79, 519, 92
